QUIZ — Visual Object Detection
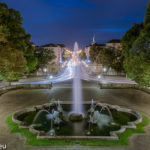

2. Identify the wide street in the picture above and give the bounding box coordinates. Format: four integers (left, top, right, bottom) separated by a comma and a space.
0, 80, 150, 150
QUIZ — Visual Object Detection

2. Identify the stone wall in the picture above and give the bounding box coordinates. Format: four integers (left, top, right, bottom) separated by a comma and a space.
98, 82, 150, 96
99, 82, 137, 89
0, 84, 52, 96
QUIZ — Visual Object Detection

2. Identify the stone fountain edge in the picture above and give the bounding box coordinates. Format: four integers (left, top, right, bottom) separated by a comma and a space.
12, 101, 142, 141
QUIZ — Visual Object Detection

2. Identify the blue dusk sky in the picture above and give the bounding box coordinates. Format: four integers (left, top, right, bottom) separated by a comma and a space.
1, 0, 150, 49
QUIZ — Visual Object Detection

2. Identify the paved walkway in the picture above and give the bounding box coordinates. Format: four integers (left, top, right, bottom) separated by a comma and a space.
0, 81, 150, 150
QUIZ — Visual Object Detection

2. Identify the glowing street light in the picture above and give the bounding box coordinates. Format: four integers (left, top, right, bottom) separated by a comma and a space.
98, 75, 101, 79
49, 75, 53, 79
43, 68, 47, 72
103, 67, 107, 72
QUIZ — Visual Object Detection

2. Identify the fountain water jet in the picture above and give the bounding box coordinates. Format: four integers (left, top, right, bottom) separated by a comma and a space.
69, 42, 83, 121
72, 42, 83, 114
33, 109, 50, 123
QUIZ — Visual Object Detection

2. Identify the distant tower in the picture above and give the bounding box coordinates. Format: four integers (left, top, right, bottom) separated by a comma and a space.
92, 35, 96, 45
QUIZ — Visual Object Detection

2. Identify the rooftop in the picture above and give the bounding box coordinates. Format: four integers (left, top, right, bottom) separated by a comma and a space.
41, 43, 65, 47
107, 39, 121, 43
86, 43, 106, 48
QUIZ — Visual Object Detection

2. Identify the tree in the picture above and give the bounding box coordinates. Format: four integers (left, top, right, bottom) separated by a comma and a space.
0, 26, 7, 42
0, 25, 27, 81
79, 50, 87, 60
144, 1, 150, 26
0, 45, 27, 81
125, 24, 150, 87
121, 1, 150, 87
97, 48, 124, 72
121, 23, 143, 51
97, 49, 114, 67
0, 2, 38, 81
0, 2, 37, 73
112, 48, 124, 72
121, 23, 143, 78
89, 44, 102, 63
35, 47, 56, 69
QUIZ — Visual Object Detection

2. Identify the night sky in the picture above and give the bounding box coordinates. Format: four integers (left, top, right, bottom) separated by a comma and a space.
1, 0, 149, 49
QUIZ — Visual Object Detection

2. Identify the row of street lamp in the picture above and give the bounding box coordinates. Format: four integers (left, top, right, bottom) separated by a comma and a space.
43, 68, 54, 79
43, 62, 107, 81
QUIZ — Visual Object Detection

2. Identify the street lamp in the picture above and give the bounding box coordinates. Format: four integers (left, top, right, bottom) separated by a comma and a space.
98, 75, 101, 79
97, 74, 102, 87
49, 75, 53, 79
103, 67, 107, 72
43, 68, 48, 77
102, 67, 107, 79
43, 68, 47, 73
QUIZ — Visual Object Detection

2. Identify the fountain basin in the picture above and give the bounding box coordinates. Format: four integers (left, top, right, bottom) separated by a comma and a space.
12, 101, 142, 140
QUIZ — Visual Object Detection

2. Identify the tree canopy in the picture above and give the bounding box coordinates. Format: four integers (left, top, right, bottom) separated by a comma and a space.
0, 45, 27, 81
35, 47, 56, 69
97, 48, 124, 72
0, 26, 7, 43
144, 1, 150, 26
121, 1, 150, 87
89, 44, 102, 63
97, 49, 114, 67
79, 50, 87, 60
0, 2, 37, 81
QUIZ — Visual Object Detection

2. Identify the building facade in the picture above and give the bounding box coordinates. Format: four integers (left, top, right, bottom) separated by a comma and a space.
85, 38, 122, 60
34, 43, 66, 74
85, 43, 106, 63
105, 39, 122, 51
41, 44, 65, 64
84, 38, 124, 75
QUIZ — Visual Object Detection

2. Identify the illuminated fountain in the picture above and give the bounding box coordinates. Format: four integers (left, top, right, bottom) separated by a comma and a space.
12, 42, 142, 140
32, 101, 63, 136
69, 42, 83, 121
72, 42, 82, 113
13, 100, 142, 139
